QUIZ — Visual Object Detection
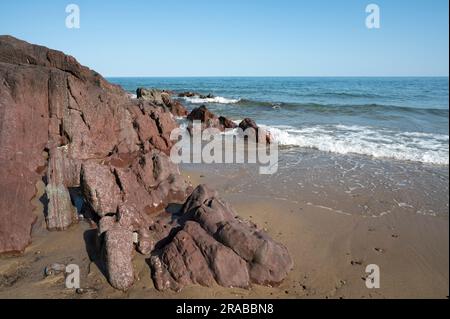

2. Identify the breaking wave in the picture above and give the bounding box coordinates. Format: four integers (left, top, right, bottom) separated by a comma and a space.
180, 95, 240, 104
260, 124, 449, 165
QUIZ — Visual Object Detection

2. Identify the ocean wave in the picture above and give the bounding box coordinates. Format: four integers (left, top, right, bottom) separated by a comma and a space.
236, 99, 449, 115
302, 92, 385, 99
181, 95, 240, 104
259, 124, 449, 165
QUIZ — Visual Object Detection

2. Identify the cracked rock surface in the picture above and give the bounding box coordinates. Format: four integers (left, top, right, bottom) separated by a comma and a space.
0, 36, 292, 292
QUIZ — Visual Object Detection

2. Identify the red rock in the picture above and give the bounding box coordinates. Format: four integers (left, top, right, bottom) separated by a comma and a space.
104, 227, 135, 291
137, 88, 188, 117
184, 221, 250, 288
0, 42, 50, 253
81, 161, 122, 216
150, 184, 292, 291
0, 36, 291, 295
238, 118, 272, 144
217, 220, 294, 285
219, 116, 238, 129
187, 105, 237, 133
187, 105, 217, 123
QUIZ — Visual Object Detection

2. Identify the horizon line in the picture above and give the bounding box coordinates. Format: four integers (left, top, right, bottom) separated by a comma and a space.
105, 75, 450, 78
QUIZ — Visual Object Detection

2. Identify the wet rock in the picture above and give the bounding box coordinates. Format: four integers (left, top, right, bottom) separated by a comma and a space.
178, 92, 215, 99
186, 105, 236, 132
178, 91, 197, 98
219, 116, 238, 129
187, 105, 218, 125
238, 118, 272, 144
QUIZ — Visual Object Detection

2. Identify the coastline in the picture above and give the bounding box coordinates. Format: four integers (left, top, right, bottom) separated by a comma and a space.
0, 36, 448, 299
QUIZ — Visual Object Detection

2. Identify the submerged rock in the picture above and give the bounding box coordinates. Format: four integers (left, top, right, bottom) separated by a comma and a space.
178, 91, 215, 99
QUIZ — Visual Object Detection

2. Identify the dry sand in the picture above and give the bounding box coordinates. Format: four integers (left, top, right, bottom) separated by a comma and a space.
0, 163, 448, 299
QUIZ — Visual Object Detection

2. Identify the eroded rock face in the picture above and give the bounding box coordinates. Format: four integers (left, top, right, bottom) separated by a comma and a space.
150, 184, 293, 291
0, 36, 190, 256
0, 36, 292, 294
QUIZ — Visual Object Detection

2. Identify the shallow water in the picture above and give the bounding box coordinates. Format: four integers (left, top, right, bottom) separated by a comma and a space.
182, 149, 449, 218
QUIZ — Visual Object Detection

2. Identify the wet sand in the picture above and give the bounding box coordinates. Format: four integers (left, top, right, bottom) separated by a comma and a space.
0, 151, 448, 299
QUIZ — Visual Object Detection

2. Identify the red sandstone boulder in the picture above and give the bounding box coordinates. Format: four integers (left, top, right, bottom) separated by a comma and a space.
149, 184, 293, 291
104, 226, 135, 291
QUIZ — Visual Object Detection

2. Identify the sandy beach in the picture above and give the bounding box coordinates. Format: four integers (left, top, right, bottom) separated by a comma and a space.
1, 151, 448, 299
0, 26, 448, 301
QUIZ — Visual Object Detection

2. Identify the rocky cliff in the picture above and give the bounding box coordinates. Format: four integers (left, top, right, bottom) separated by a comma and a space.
0, 36, 292, 291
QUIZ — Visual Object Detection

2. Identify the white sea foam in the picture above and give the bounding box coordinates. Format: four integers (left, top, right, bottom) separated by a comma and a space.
181, 95, 240, 104
259, 124, 449, 165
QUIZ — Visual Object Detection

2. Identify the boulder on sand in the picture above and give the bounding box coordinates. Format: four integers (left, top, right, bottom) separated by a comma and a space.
104, 226, 135, 291
149, 184, 293, 291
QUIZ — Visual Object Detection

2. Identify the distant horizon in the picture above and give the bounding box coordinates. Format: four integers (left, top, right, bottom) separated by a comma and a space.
105, 75, 450, 78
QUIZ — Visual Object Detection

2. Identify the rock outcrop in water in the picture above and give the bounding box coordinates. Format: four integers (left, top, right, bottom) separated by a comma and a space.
187, 105, 237, 132
0, 36, 291, 292
238, 118, 272, 144
178, 91, 215, 99
137, 87, 187, 117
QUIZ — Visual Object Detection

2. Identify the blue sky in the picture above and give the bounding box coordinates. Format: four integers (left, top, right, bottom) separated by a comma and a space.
0, 0, 448, 76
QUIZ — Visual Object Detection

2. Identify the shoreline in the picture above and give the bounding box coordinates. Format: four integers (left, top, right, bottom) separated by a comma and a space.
0, 36, 447, 299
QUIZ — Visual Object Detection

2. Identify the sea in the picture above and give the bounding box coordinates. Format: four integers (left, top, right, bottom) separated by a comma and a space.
109, 77, 449, 166
108, 77, 449, 217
